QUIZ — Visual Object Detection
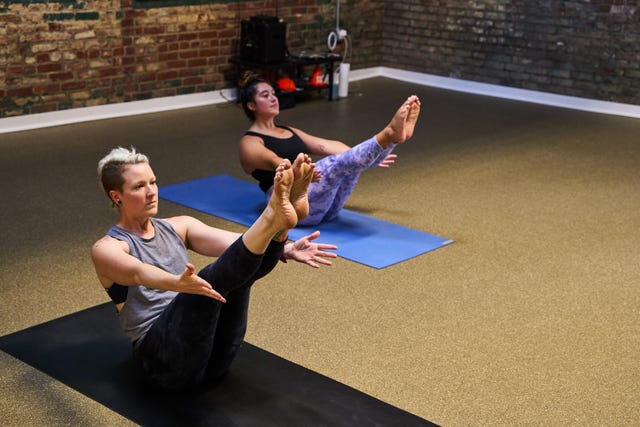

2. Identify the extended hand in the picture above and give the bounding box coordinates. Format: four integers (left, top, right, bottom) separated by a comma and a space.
178, 263, 226, 303
286, 231, 338, 268
377, 153, 397, 168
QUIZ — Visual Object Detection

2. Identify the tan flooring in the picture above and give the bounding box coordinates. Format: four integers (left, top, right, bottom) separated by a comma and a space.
1, 77, 639, 426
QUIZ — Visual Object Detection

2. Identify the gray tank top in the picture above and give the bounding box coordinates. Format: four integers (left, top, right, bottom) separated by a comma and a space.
106, 218, 188, 342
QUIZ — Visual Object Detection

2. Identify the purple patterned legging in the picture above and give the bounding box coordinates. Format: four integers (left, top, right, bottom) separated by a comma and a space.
267, 136, 396, 226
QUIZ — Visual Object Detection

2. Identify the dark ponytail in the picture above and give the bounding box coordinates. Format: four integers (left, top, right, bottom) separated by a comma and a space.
238, 70, 271, 121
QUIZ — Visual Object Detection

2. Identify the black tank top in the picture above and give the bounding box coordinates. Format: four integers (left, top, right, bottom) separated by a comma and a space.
244, 125, 308, 192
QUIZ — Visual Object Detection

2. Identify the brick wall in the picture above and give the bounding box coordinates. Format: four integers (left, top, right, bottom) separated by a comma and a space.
319, 0, 385, 68
381, 0, 640, 105
1, 0, 639, 118
0, 0, 338, 118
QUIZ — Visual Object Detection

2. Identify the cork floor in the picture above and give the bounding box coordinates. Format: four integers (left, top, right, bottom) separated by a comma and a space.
1, 77, 639, 426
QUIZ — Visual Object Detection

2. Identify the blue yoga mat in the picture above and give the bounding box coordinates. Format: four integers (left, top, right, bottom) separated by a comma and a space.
160, 175, 454, 269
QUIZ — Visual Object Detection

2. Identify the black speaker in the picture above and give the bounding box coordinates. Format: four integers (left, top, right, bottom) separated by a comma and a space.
241, 16, 287, 64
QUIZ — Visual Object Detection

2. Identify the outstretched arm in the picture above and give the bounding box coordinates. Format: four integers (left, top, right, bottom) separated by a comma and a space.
170, 215, 337, 269
283, 230, 338, 268
289, 126, 351, 156
91, 235, 225, 302
167, 215, 240, 257
293, 127, 397, 170
239, 134, 283, 174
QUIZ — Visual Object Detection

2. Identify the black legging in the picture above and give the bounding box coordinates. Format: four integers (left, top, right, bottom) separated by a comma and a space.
132, 237, 283, 390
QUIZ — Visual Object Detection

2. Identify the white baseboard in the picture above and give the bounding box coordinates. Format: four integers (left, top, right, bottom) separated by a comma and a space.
0, 88, 237, 135
1, 68, 638, 134
375, 67, 640, 119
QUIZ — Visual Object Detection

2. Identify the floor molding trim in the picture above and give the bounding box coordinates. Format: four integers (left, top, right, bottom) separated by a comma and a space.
372, 67, 640, 119
2, 68, 638, 134
0, 89, 236, 135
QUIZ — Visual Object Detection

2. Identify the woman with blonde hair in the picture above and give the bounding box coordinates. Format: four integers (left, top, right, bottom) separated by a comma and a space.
91, 147, 336, 389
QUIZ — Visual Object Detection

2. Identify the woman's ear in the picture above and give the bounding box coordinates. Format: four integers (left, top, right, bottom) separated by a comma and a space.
108, 190, 121, 206
247, 101, 256, 111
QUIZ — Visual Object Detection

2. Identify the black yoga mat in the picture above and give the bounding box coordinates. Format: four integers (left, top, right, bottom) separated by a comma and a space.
0, 303, 438, 427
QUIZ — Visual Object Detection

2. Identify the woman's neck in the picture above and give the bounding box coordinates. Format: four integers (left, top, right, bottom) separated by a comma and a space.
116, 216, 155, 238
250, 116, 278, 132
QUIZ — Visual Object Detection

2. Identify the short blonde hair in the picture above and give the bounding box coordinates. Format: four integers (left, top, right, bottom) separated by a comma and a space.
97, 146, 149, 196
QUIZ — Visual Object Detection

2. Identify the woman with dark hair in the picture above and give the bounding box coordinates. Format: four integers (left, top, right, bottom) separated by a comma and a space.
238, 72, 421, 226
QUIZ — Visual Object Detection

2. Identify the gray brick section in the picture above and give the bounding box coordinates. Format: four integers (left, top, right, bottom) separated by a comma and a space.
379, 1, 639, 105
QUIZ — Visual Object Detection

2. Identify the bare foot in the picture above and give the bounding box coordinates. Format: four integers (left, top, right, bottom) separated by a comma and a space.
290, 153, 315, 221
404, 95, 421, 140
377, 95, 421, 147
264, 159, 297, 232
242, 159, 298, 252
